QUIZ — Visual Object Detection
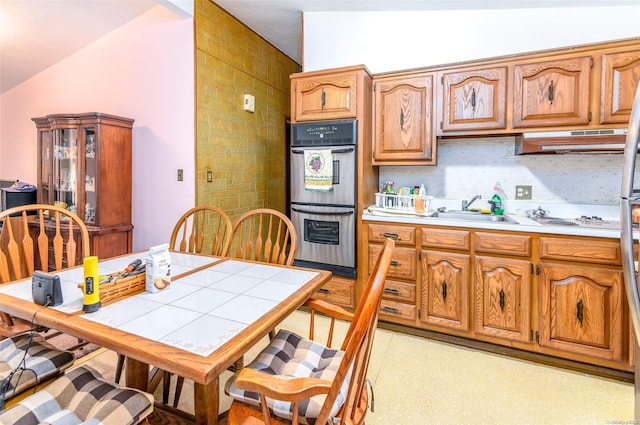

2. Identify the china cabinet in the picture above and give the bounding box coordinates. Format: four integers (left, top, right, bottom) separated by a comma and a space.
32, 113, 134, 259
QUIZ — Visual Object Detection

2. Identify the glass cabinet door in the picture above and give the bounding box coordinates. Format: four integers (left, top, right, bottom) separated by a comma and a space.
39, 130, 52, 203
84, 127, 96, 224
54, 127, 78, 217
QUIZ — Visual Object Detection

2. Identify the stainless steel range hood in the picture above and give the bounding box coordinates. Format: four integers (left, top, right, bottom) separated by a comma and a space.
515, 128, 628, 154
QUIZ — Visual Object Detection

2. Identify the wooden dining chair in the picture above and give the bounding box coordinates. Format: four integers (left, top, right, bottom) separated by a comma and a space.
0, 204, 90, 336
116, 205, 233, 404
169, 205, 232, 256
230, 208, 298, 266
224, 238, 395, 425
0, 365, 154, 425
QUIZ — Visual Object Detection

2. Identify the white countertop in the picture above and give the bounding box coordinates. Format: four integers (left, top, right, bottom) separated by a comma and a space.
363, 198, 629, 239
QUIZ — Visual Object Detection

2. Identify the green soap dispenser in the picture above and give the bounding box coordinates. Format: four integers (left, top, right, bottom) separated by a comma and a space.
490, 182, 505, 215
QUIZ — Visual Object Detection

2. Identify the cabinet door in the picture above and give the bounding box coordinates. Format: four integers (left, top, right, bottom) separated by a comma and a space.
419, 250, 470, 332
292, 72, 357, 122
373, 75, 434, 164
441, 67, 507, 132
600, 49, 640, 124
538, 263, 624, 362
513, 56, 591, 128
474, 256, 531, 343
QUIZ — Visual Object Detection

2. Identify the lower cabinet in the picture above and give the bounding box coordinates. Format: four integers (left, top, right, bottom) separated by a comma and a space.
538, 263, 624, 362
314, 276, 355, 309
420, 250, 470, 333
364, 220, 632, 373
473, 256, 531, 343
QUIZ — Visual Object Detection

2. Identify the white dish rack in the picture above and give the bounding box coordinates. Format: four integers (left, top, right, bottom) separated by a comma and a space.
374, 192, 433, 211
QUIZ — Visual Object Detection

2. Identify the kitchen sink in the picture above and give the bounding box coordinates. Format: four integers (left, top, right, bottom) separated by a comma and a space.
432, 210, 517, 223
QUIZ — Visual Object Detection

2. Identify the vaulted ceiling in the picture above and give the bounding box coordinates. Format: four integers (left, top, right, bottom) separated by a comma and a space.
1, 0, 637, 94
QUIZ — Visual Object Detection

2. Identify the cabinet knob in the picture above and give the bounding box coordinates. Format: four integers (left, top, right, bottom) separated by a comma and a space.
321, 89, 326, 108
399, 109, 405, 129
548, 80, 554, 105
471, 88, 476, 110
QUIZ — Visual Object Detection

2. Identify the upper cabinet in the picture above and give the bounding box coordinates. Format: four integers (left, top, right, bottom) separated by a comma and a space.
512, 57, 592, 128
600, 48, 640, 124
441, 66, 507, 132
372, 74, 435, 165
291, 68, 359, 122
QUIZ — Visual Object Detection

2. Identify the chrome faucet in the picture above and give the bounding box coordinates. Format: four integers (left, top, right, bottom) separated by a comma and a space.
462, 195, 482, 211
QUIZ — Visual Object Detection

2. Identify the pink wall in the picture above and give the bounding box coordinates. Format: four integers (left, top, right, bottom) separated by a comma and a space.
0, 5, 195, 251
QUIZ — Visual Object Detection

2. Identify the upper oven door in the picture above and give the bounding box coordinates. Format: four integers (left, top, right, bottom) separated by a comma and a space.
290, 145, 356, 206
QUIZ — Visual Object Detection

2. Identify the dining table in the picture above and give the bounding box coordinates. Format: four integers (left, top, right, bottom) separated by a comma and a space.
0, 250, 332, 425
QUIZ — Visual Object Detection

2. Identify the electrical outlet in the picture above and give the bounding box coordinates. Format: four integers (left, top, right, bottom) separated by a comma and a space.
206, 170, 213, 183
515, 185, 532, 200
177, 169, 183, 181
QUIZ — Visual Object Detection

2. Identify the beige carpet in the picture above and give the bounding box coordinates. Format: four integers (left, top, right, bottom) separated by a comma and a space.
82, 310, 634, 424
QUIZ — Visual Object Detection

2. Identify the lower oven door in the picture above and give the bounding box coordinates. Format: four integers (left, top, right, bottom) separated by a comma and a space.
290, 204, 355, 271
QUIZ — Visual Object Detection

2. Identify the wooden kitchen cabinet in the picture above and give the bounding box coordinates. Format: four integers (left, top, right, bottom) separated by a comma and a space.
474, 255, 531, 343
290, 67, 360, 122
32, 113, 134, 259
441, 66, 507, 132
420, 250, 471, 332
368, 223, 417, 323
538, 263, 624, 362
600, 48, 640, 124
372, 74, 435, 165
314, 276, 355, 309
362, 220, 633, 374
513, 56, 592, 128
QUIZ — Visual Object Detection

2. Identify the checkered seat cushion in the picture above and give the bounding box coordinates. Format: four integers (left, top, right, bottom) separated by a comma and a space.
0, 332, 75, 400
225, 329, 350, 425
0, 365, 154, 425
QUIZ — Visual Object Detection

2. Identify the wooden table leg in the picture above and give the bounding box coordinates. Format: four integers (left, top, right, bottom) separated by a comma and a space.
125, 357, 149, 391
194, 378, 219, 425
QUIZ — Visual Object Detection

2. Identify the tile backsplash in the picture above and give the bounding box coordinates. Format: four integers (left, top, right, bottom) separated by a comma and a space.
378, 136, 638, 206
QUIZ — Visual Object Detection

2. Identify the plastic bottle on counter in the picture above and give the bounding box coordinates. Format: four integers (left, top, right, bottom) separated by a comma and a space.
418, 184, 427, 197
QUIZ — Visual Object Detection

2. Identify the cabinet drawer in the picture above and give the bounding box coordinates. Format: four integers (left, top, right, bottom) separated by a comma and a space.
422, 228, 470, 251
382, 279, 416, 303
368, 223, 416, 245
314, 276, 355, 308
474, 232, 531, 257
380, 299, 416, 321
369, 244, 417, 281
539, 237, 621, 266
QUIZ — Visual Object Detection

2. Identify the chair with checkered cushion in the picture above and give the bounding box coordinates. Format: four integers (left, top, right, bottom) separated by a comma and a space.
225, 238, 395, 425
0, 365, 154, 425
0, 331, 74, 401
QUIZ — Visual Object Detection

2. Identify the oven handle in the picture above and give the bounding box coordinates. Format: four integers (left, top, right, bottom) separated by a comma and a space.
291, 206, 354, 216
291, 148, 355, 155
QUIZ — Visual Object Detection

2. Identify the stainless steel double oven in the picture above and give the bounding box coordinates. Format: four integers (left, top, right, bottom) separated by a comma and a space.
289, 119, 357, 278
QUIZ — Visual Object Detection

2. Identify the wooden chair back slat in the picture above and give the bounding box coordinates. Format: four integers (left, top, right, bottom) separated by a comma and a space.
20, 212, 35, 276
169, 206, 232, 257
231, 209, 297, 266
37, 210, 48, 272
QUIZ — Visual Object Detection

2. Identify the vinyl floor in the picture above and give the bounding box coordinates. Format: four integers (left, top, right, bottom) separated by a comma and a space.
82, 310, 634, 425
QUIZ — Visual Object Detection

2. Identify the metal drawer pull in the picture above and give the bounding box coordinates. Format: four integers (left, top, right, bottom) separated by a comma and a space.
384, 288, 401, 295
471, 88, 476, 109
382, 306, 400, 314
441, 281, 448, 301
318, 288, 330, 295
390, 260, 400, 267
400, 109, 404, 129
576, 299, 584, 326
548, 80, 554, 104
499, 289, 505, 312
321, 89, 326, 108
381, 232, 399, 239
